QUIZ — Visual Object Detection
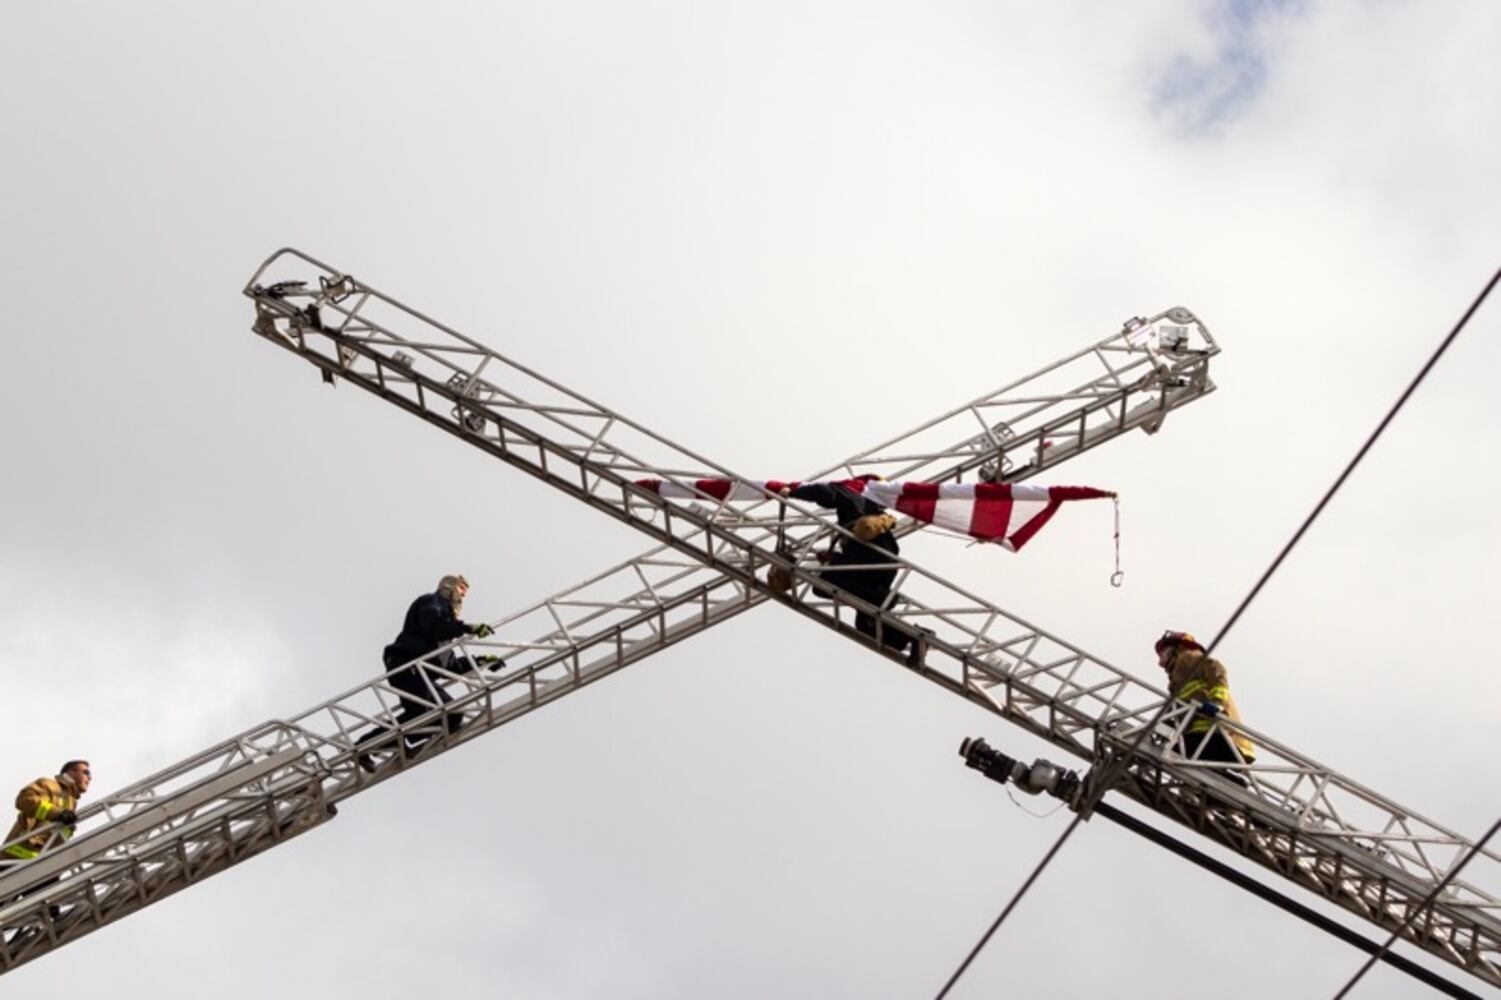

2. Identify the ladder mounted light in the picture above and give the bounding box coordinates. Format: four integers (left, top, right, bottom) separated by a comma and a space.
959, 737, 1080, 802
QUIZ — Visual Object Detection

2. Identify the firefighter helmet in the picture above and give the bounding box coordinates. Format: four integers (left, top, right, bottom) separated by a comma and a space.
1155, 630, 1203, 655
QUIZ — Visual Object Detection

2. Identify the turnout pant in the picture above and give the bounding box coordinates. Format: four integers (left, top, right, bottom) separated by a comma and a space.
821, 550, 912, 654
1180, 728, 1250, 786
356, 658, 465, 754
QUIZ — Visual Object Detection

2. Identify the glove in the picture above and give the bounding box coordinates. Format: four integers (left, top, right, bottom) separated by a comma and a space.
54, 809, 78, 826
1196, 700, 1222, 718
476, 655, 506, 670
469, 622, 495, 638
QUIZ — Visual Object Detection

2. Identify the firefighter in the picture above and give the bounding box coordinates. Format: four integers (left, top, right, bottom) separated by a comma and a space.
1155, 631, 1255, 768
781, 478, 915, 655
2, 760, 91, 866
357, 575, 500, 772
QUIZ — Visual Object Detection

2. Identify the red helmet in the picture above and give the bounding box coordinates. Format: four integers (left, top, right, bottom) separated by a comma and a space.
1155, 630, 1203, 655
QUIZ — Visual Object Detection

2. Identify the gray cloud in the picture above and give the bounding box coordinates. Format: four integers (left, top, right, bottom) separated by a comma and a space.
1, 2, 1497, 997
1151, 0, 1306, 133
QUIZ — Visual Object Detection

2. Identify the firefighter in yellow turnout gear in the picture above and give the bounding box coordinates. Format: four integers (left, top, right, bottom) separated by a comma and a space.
3, 760, 91, 863
1155, 632, 1254, 768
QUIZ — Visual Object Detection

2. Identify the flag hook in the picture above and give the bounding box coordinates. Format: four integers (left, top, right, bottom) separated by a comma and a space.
1110, 496, 1124, 587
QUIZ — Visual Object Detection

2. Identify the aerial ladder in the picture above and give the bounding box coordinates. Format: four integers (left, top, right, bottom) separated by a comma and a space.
0, 251, 1213, 973
228, 249, 1501, 990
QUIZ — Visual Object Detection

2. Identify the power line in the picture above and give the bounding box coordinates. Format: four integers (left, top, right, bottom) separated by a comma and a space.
934, 266, 1500, 999
1332, 815, 1501, 999
956, 738, 1483, 997
1212, 266, 1501, 649
1096, 800, 1482, 1000
933, 810, 1086, 999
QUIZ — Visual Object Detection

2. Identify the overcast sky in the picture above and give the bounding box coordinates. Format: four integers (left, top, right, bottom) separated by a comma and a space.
2, 2, 1499, 996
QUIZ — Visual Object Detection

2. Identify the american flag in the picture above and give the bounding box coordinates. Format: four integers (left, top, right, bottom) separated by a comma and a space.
634, 478, 1114, 552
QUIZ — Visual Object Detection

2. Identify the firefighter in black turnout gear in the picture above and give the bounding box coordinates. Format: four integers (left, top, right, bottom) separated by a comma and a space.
357, 574, 498, 772
783, 478, 916, 655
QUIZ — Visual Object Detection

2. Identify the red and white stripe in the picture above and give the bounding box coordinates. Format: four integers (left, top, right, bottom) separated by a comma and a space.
860, 481, 1113, 551
634, 478, 1114, 552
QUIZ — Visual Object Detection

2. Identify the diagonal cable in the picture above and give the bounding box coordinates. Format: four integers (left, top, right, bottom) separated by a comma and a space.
934, 265, 1500, 999
1333, 816, 1501, 999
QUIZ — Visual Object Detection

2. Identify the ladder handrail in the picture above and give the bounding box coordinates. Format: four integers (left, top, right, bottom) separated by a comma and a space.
0, 268, 1218, 973
232, 250, 1501, 985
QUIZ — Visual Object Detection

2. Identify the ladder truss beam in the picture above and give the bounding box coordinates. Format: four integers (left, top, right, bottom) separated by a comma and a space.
0, 254, 1201, 969
224, 248, 1501, 987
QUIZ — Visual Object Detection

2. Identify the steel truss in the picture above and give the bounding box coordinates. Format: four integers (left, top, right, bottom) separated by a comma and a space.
0, 251, 1209, 973
225, 249, 1501, 987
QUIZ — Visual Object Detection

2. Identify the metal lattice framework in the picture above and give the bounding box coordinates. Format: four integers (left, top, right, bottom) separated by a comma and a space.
227, 249, 1499, 986
0, 250, 1213, 973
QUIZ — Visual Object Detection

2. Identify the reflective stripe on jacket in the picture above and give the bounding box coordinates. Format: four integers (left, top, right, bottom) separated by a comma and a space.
1166, 649, 1255, 761
4, 776, 77, 860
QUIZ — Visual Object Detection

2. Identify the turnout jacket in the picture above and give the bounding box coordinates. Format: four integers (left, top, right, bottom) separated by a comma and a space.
384, 590, 471, 668
4, 776, 78, 860
1166, 648, 1255, 761
789, 482, 901, 606
789, 482, 889, 528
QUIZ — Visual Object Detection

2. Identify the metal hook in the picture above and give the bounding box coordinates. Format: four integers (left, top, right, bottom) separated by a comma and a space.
1110, 496, 1124, 588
